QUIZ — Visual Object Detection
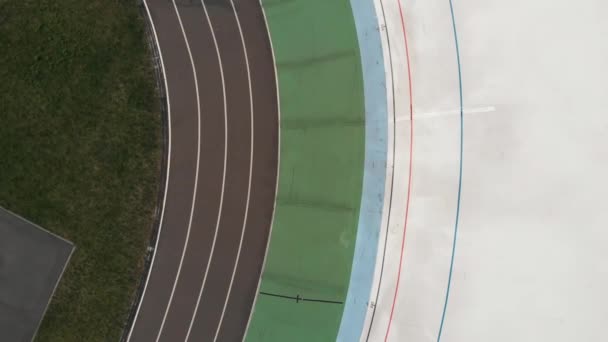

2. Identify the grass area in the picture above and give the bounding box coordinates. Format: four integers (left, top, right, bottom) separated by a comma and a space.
0, 0, 162, 340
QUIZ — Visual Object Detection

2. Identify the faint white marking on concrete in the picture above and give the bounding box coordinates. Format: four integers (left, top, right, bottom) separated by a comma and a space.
397, 106, 496, 121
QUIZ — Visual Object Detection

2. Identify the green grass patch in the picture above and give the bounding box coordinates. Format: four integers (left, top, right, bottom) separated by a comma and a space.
0, 0, 162, 340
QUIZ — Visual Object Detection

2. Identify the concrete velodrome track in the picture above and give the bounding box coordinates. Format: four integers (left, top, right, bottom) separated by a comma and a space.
364, 0, 608, 341
127, 0, 278, 341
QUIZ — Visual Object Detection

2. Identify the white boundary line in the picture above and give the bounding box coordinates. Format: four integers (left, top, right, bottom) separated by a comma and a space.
211, 1, 255, 340
361, 0, 397, 338
183, 0, 229, 340
126, 0, 172, 340
155, 0, 202, 340
396, 106, 495, 120
241, 0, 282, 338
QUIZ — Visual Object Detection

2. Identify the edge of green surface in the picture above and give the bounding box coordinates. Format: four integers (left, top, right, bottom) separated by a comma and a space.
245, 0, 366, 341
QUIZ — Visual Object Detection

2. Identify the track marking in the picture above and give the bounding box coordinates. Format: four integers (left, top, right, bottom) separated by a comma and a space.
126, 1, 172, 340
396, 106, 494, 120
364, 0, 398, 338
242, 0, 281, 337
155, 0, 202, 340
437, 0, 464, 339
183, 0, 230, 340
210, 1, 255, 340
383, 0, 414, 340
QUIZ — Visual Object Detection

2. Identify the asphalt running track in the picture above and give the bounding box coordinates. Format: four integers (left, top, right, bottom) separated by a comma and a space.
127, 0, 278, 341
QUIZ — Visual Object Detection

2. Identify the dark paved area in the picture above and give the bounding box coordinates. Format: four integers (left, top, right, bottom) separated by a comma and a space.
0, 207, 74, 342
210, 1, 278, 340
128, 0, 278, 341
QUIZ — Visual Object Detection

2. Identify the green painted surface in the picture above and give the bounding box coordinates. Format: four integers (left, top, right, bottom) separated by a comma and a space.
245, 0, 365, 341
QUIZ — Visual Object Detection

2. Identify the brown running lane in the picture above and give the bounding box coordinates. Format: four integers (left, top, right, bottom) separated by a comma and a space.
185, 0, 278, 340
128, 0, 199, 341
128, 0, 278, 341
155, 1, 226, 341
212, 1, 279, 340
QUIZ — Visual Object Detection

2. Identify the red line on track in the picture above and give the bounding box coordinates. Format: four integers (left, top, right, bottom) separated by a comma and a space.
384, 0, 414, 340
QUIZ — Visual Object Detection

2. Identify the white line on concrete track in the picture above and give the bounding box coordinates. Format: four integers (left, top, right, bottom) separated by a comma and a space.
242, 0, 282, 337
396, 106, 496, 121
184, 0, 229, 340
360, 0, 400, 342
155, 0, 202, 340
211, 1, 255, 340
126, 1, 173, 340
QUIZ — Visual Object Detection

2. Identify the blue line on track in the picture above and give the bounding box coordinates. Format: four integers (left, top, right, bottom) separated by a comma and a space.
437, 0, 464, 340
337, 0, 389, 340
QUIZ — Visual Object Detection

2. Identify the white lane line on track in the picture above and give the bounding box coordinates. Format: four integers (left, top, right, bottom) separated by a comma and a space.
362, 0, 398, 339
126, 1, 172, 341
396, 106, 496, 121
211, 1, 255, 340
184, 0, 229, 340
155, 0, 202, 340
242, 0, 282, 338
